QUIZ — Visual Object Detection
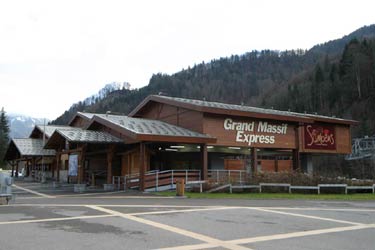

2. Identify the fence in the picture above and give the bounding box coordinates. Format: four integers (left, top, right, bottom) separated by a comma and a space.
113, 169, 201, 191
208, 170, 247, 184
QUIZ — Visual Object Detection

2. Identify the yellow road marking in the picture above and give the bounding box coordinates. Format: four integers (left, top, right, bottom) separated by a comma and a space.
128, 206, 237, 216
157, 224, 375, 250
229, 223, 375, 244
0, 214, 115, 225
13, 184, 55, 198
87, 205, 253, 250
249, 207, 363, 225
260, 207, 375, 212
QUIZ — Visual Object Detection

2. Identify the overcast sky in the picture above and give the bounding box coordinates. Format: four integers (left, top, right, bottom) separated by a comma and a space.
1, 0, 374, 119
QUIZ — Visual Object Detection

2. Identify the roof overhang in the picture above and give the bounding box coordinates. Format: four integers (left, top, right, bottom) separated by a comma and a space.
129, 95, 358, 126
4, 139, 55, 161
86, 115, 217, 144
45, 129, 123, 149
68, 112, 95, 126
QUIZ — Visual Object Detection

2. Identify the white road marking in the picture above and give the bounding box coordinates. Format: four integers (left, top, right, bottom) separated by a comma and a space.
86, 205, 253, 250
155, 243, 213, 250
56, 191, 127, 197
128, 206, 237, 216
0, 214, 115, 225
228, 223, 375, 245
7, 204, 375, 213
9, 204, 224, 208
12, 184, 55, 198
157, 224, 375, 250
250, 207, 363, 225
260, 207, 375, 212
61, 195, 175, 199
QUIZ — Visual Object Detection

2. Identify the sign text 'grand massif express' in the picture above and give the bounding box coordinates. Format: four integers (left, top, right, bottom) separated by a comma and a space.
223, 118, 288, 146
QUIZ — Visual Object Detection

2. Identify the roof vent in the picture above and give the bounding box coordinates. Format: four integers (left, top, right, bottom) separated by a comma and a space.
106, 111, 111, 117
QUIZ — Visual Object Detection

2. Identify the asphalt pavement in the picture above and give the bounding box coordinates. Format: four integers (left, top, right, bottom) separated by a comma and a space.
1, 180, 374, 250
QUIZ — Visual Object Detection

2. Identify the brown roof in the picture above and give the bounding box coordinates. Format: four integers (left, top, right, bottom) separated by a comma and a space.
129, 95, 358, 125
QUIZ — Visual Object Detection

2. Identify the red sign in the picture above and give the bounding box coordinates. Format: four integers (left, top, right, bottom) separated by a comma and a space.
304, 124, 336, 150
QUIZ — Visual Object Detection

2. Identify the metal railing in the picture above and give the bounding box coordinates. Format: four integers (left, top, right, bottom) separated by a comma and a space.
113, 169, 201, 191
207, 169, 247, 184
144, 169, 201, 191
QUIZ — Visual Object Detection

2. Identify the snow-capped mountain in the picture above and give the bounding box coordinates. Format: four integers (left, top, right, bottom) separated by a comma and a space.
8, 114, 50, 138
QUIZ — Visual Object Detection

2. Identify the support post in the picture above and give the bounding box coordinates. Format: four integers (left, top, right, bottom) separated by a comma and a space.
56, 153, 60, 182
139, 142, 146, 191
25, 160, 30, 177
200, 144, 208, 180
51, 158, 55, 179
107, 145, 115, 184
293, 149, 300, 171
11, 163, 14, 177
15, 161, 19, 177
77, 145, 87, 184
275, 157, 279, 172
31, 158, 36, 179
251, 147, 258, 175
293, 125, 301, 171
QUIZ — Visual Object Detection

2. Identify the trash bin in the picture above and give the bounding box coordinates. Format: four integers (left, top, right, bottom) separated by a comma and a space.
176, 179, 185, 196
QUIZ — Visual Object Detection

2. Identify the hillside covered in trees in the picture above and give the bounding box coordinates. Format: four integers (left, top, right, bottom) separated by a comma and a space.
52, 25, 375, 139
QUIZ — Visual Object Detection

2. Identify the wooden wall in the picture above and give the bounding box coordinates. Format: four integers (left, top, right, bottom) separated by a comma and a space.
136, 102, 204, 133
299, 124, 352, 154
70, 117, 89, 128
203, 114, 297, 149
260, 159, 292, 172
121, 147, 150, 176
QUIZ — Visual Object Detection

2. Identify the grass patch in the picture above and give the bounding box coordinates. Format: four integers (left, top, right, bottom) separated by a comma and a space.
156, 191, 375, 200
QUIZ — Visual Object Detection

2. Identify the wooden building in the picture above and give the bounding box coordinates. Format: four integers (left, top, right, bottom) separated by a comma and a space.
5, 95, 358, 190
4, 124, 77, 180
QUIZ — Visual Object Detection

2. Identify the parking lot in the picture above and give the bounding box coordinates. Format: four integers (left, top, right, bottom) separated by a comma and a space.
1, 181, 375, 250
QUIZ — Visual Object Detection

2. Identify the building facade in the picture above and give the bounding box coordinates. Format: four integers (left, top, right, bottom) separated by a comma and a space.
5, 95, 357, 190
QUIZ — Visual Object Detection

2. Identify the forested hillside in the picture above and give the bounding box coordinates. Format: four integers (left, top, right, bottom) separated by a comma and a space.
52, 25, 375, 138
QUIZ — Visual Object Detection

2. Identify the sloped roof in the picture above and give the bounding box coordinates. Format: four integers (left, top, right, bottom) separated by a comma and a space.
4, 138, 55, 160
44, 128, 123, 149
55, 129, 122, 143
29, 125, 78, 139
129, 95, 358, 125
68, 112, 100, 126
90, 114, 216, 143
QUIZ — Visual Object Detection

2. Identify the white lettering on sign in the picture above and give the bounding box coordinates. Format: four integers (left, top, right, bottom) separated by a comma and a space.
223, 118, 288, 146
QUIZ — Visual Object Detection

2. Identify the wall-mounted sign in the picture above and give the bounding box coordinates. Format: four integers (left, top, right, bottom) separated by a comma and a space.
68, 154, 78, 176
304, 124, 336, 150
223, 118, 288, 146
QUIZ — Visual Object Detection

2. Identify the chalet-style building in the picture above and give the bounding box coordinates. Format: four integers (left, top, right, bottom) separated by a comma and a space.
4, 95, 358, 191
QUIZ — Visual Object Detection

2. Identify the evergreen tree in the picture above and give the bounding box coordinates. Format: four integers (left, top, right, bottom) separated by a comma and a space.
0, 107, 10, 167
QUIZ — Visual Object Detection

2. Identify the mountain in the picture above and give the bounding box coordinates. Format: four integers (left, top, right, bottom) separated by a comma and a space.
8, 114, 49, 138
52, 24, 375, 139
309, 25, 375, 56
